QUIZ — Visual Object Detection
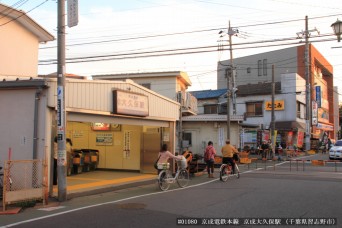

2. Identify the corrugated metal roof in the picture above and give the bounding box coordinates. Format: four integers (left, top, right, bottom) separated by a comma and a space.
190, 89, 227, 99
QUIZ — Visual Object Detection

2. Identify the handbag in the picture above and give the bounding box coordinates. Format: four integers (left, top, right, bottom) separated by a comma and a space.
154, 155, 161, 169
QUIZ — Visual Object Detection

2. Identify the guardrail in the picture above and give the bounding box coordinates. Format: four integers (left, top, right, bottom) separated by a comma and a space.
238, 158, 342, 173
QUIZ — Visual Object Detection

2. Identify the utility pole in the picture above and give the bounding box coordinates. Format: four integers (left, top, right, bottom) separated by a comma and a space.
225, 20, 239, 140
178, 92, 183, 154
57, 0, 67, 201
297, 16, 318, 152
228, 21, 238, 115
304, 15, 311, 152
271, 65, 276, 157
226, 68, 231, 140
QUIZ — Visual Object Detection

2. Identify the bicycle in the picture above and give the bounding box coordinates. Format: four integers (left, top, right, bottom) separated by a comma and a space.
157, 156, 189, 191
219, 158, 240, 182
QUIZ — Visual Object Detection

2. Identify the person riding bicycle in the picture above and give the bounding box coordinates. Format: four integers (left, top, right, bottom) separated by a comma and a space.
157, 144, 182, 174
221, 139, 239, 174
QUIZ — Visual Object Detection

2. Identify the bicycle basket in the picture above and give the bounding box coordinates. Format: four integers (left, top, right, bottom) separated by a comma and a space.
157, 163, 170, 169
177, 156, 188, 169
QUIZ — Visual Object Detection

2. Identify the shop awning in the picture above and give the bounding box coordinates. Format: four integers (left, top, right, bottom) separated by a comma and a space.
274, 121, 305, 131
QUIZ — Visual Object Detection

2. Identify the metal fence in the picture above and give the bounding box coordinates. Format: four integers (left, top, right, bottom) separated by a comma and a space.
2, 159, 48, 211
239, 158, 342, 173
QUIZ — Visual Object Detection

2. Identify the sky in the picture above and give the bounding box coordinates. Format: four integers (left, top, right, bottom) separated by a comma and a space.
1, 0, 341, 95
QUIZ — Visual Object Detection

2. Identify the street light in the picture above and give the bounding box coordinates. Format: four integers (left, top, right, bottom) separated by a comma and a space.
331, 19, 342, 42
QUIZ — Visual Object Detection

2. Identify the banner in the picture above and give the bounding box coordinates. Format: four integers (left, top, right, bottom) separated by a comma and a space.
297, 131, 304, 148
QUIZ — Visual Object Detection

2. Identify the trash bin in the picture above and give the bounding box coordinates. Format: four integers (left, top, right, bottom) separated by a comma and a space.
79, 149, 99, 171
73, 150, 84, 174
82, 150, 91, 172
89, 149, 99, 170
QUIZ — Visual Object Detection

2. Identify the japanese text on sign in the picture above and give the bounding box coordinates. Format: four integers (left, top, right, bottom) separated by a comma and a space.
265, 100, 285, 111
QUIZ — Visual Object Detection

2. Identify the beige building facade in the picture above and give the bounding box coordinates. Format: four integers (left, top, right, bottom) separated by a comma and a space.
0, 3, 54, 77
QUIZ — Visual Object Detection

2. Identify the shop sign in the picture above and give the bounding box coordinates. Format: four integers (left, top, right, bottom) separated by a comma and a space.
113, 90, 149, 116
316, 123, 334, 131
312, 100, 318, 126
96, 133, 113, 146
91, 123, 110, 131
265, 100, 284, 111
297, 131, 304, 147
315, 86, 321, 108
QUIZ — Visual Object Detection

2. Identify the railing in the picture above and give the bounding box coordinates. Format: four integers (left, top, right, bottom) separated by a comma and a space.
237, 158, 342, 173
2, 159, 48, 211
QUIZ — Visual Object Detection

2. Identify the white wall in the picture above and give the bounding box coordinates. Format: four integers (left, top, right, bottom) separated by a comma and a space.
182, 121, 240, 156
232, 73, 306, 128
217, 46, 297, 89
0, 89, 48, 162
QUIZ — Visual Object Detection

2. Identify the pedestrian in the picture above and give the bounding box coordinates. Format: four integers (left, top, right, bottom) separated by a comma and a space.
261, 140, 269, 159
204, 141, 216, 178
156, 144, 182, 174
221, 139, 239, 174
268, 139, 273, 159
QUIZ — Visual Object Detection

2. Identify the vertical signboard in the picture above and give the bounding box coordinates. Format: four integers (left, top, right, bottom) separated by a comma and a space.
67, 0, 78, 27
312, 100, 318, 126
57, 86, 66, 166
315, 86, 321, 108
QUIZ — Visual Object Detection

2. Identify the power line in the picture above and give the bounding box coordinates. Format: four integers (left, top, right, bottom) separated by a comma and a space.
0, 0, 49, 27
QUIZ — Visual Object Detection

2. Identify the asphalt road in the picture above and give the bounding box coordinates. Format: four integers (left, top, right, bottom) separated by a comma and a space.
2, 154, 342, 228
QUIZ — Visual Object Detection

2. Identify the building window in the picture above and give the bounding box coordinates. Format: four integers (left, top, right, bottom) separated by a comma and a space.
258, 60, 262, 76
183, 132, 192, 146
297, 101, 305, 119
263, 59, 267, 76
247, 67, 251, 73
204, 104, 218, 114
246, 102, 263, 117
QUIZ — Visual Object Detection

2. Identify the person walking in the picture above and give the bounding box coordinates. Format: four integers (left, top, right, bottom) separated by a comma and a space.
221, 139, 239, 174
204, 141, 216, 178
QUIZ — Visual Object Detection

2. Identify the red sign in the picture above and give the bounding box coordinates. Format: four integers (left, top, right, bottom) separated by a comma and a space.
91, 123, 110, 131
297, 131, 304, 147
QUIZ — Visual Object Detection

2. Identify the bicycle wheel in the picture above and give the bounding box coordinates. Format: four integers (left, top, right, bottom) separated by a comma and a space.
219, 164, 229, 182
234, 164, 240, 179
177, 169, 189, 188
158, 170, 170, 191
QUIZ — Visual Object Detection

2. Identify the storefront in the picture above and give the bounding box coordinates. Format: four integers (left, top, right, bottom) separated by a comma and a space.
274, 121, 306, 149
0, 77, 180, 194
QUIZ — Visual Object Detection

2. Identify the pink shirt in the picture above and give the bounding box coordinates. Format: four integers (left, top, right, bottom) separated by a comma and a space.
205, 145, 216, 160
157, 151, 180, 164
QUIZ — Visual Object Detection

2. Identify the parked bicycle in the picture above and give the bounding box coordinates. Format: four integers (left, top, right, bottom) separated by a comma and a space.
219, 158, 240, 182
157, 156, 189, 191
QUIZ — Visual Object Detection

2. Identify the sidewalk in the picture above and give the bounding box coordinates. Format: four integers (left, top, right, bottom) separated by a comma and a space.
0, 169, 211, 216
0, 152, 316, 216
